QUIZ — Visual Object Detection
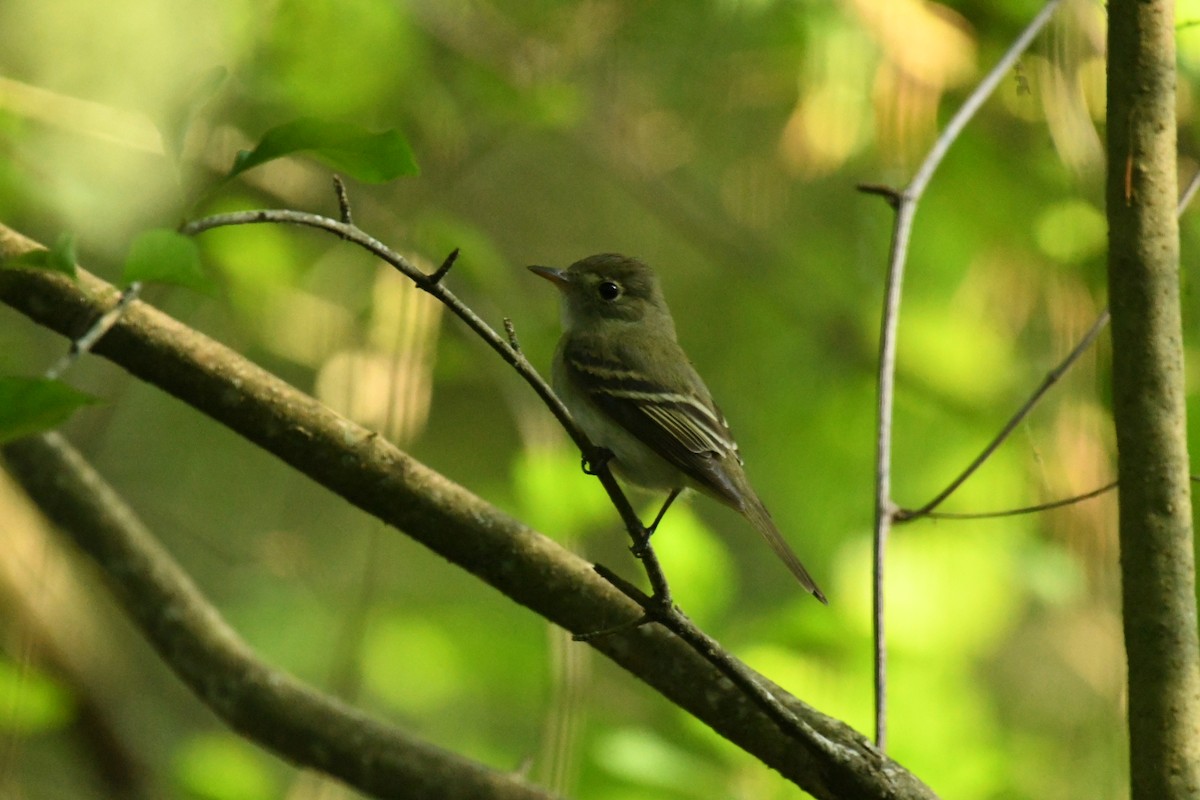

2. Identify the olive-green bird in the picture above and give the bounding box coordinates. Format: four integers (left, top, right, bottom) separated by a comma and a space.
529, 254, 826, 603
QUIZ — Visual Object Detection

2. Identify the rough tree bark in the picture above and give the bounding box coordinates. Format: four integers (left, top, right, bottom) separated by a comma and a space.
0, 223, 937, 800
1106, 1, 1200, 798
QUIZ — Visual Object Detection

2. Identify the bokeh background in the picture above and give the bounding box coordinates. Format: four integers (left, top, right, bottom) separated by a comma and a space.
3, 0, 1200, 797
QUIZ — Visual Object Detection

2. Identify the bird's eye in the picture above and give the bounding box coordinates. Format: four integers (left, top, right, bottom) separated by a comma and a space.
597, 281, 621, 301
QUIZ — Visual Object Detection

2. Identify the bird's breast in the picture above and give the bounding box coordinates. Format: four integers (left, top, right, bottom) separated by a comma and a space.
552, 361, 684, 491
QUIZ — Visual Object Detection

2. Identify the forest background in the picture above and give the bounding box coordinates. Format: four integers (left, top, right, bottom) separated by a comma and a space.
2, 1, 1196, 798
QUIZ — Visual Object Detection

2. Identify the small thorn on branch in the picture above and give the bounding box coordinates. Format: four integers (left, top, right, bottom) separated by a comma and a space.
332, 176, 353, 229
503, 317, 521, 353
421, 248, 459, 288
857, 183, 903, 209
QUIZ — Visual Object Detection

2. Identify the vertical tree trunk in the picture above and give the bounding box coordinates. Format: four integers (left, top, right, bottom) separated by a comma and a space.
1106, 2, 1200, 798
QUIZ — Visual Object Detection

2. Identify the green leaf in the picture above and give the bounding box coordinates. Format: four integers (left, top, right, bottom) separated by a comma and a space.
230, 118, 419, 183
0, 377, 100, 444
122, 229, 213, 292
2, 232, 78, 277
45, 232, 78, 275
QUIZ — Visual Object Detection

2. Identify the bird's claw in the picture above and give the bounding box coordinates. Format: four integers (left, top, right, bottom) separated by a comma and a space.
581, 447, 614, 476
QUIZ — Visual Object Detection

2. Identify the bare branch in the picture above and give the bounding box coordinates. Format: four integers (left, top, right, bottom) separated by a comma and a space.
903, 309, 1110, 520
860, 0, 1064, 749
420, 247, 459, 288
332, 175, 353, 227
906, 143, 1200, 522
907, 480, 1116, 521
1, 432, 561, 800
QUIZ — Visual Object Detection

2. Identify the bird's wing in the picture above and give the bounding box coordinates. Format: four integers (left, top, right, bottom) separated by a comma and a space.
563, 337, 828, 603
561, 338, 745, 506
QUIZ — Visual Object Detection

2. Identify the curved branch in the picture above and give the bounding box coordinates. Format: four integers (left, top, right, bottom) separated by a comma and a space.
1, 433, 559, 800
859, 0, 1063, 748
907, 480, 1117, 521
0, 222, 937, 800
900, 309, 1110, 520
902, 163, 1200, 523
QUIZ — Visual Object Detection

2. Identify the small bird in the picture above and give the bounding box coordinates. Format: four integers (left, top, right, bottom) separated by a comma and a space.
529, 254, 826, 603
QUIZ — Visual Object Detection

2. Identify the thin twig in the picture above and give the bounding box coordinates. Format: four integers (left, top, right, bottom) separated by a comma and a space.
581, 566, 824, 745
869, 195, 911, 753
856, 184, 902, 209
860, 0, 1064, 750
909, 480, 1117, 521
904, 164, 1200, 522
503, 318, 521, 353
903, 309, 1109, 520
332, 175, 353, 227
182, 210, 585, 443
45, 282, 143, 380
421, 248, 459, 288
906, 1, 1064, 200
631, 540, 673, 605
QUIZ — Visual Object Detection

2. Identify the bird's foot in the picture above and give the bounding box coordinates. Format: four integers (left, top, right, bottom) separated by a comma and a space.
581, 447, 614, 476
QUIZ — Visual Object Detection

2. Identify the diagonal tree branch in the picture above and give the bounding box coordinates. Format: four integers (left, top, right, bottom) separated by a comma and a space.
897, 163, 1200, 525
0, 222, 938, 799
1, 432, 562, 800
896, 163, 1200, 524
896, 309, 1109, 522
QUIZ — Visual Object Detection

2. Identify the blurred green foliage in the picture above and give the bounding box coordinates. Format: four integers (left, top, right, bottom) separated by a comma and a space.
0, 657, 72, 734
2, 231, 77, 276
174, 733, 281, 800
122, 229, 212, 291
0, 377, 98, 444
2, 0, 1197, 798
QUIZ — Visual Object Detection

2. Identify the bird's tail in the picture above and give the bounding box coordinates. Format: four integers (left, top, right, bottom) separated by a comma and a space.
742, 498, 827, 604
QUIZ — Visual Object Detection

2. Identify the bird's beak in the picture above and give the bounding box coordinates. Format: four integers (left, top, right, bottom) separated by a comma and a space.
527, 265, 570, 289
